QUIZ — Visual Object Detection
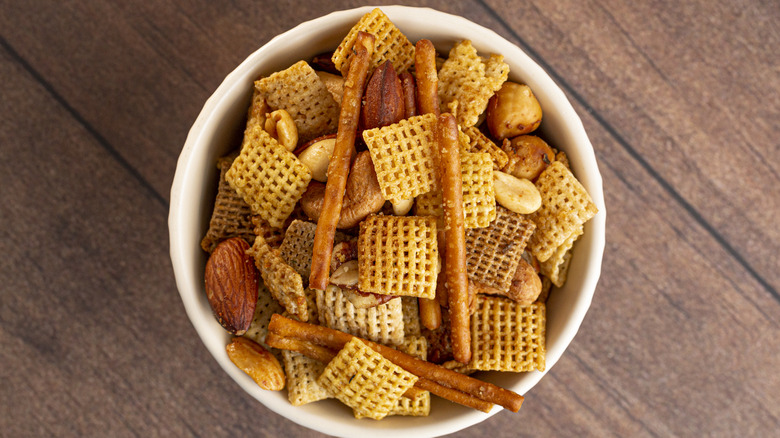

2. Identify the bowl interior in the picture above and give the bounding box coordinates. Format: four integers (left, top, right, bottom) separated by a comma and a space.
169, 6, 605, 437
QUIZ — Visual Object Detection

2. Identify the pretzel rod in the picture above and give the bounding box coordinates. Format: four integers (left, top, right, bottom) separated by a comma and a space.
414, 39, 440, 116
268, 314, 523, 412
309, 31, 375, 291
399, 71, 418, 118
438, 113, 470, 364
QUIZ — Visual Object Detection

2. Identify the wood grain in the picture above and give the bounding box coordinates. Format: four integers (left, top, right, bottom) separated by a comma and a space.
0, 0, 777, 436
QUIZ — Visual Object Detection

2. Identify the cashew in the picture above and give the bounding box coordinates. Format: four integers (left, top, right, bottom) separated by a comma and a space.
264, 109, 298, 151
300, 151, 385, 229
501, 135, 555, 181
297, 137, 336, 182
391, 197, 414, 216
507, 258, 543, 304
493, 170, 542, 214
469, 259, 542, 305
486, 82, 542, 140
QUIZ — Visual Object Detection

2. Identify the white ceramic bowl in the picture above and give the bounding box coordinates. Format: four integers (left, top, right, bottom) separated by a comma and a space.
169, 6, 606, 437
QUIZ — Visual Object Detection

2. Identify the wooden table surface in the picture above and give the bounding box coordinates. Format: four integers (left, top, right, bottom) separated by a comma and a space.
1, 1, 778, 436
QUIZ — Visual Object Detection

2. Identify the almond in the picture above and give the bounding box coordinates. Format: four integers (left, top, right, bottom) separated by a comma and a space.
361, 60, 404, 130
226, 337, 285, 391
204, 237, 258, 335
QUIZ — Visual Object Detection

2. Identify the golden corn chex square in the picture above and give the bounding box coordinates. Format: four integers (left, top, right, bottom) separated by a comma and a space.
200, 157, 257, 253
358, 215, 438, 299
414, 151, 496, 229
282, 350, 332, 406
438, 40, 508, 128
461, 125, 509, 170
470, 295, 546, 372
246, 234, 309, 322
331, 8, 415, 76
363, 114, 440, 203
528, 161, 597, 263
316, 285, 405, 347
539, 223, 583, 287
317, 338, 418, 420
225, 125, 312, 229
390, 335, 430, 417
465, 206, 535, 293
245, 86, 268, 132
255, 61, 340, 143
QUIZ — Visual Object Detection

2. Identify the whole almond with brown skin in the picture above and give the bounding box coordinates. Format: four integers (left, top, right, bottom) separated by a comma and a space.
226, 337, 285, 390
204, 238, 258, 335
361, 60, 404, 130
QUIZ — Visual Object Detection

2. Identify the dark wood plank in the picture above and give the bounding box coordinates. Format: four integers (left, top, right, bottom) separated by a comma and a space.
0, 43, 320, 437
481, 0, 780, 294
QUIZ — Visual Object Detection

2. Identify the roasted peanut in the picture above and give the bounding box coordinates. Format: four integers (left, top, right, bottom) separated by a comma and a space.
330, 259, 359, 288
297, 136, 336, 182
502, 135, 554, 181
493, 170, 542, 214
486, 82, 542, 140
264, 109, 298, 151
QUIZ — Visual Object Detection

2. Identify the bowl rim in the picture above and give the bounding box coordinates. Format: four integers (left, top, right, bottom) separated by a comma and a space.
169, 5, 605, 437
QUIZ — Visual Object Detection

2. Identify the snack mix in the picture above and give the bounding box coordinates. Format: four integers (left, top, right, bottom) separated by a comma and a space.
200, 8, 597, 420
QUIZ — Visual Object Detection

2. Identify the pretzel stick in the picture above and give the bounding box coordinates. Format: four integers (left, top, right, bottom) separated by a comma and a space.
267, 319, 486, 408
420, 229, 447, 329
265, 332, 337, 363
309, 32, 375, 291
400, 72, 417, 118
414, 378, 493, 413
437, 113, 470, 364
418, 296, 441, 330
268, 314, 523, 412
414, 39, 440, 116
265, 332, 424, 400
